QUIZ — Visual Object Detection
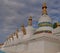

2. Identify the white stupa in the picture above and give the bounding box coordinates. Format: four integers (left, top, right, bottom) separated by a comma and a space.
18, 30, 23, 40
53, 22, 60, 35
23, 16, 35, 39
36, 3, 53, 34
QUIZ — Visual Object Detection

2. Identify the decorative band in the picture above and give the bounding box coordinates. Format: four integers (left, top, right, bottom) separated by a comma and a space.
34, 30, 52, 34
38, 22, 52, 27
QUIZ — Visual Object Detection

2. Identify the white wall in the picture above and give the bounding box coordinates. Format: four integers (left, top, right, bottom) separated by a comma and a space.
44, 41, 60, 53
2, 36, 60, 53
27, 40, 44, 53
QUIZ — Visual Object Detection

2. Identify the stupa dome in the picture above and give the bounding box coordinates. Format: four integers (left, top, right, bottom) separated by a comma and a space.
26, 26, 34, 35
53, 27, 60, 34
53, 22, 60, 34
35, 2, 53, 34
38, 14, 52, 23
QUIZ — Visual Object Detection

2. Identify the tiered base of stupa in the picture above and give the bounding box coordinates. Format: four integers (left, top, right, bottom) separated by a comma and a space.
1, 33, 60, 53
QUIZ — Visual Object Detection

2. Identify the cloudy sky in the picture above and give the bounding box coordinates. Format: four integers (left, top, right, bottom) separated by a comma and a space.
0, 0, 60, 43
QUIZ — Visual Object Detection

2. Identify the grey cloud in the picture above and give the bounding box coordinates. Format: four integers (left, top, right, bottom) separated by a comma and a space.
0, 0, 60, 43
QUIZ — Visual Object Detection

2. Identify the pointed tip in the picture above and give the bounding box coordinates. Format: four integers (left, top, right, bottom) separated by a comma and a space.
29, 16, 32, 19
42, 1, 48, 15
21, 24, 24, 27
42, 2, 47, 9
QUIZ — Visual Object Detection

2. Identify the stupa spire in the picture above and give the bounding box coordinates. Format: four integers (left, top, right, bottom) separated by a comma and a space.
42, 2, 47, 15
15, 28, 19, 38
21, 24, 26, 35
28, 16, 32, 26
10, 34, 14, 40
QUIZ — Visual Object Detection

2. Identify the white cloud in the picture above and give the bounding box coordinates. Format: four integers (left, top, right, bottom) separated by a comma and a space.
4, 0, 25, 7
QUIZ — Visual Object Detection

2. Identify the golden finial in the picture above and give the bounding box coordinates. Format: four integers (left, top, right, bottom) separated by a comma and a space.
28, 16, 32, 20
21, 24, 26, 35
28, 16, 32, 26
57, 22, 60, 27
21, 24, 24, 27
15, 29, 19, 38
13, 32, 15, 36
42, 2, 47, 15
10, 34, 14, 40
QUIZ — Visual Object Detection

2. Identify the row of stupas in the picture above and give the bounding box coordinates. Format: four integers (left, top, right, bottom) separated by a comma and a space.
4, 2, 60, 47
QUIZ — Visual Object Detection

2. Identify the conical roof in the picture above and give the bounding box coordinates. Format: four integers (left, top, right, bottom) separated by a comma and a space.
38, 14, 52, 23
